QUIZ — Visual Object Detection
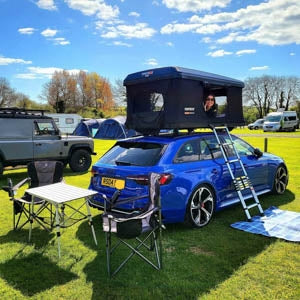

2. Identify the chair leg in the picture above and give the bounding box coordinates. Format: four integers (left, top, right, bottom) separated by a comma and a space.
106, 231, 111, 276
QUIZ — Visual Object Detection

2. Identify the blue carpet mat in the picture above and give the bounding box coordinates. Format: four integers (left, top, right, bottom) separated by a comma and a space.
231, 206, 300, 242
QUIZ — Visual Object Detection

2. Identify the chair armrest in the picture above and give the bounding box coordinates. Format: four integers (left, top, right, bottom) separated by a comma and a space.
13, 177, 31, 191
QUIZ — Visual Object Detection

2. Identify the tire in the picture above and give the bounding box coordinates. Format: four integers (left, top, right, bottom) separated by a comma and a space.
69, 149, 92, 172
0, 159, 3, 175
271, 165, 288, 195
185, 184, 215, 228
254, 126, 258, 130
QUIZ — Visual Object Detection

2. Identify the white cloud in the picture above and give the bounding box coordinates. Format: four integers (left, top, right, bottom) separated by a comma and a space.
160, 0, 300, 46
166, 42, 174, 47
41, 28, 57, 37
65, 0, 119, 20
144, 58, 158, 66
290, 52, 295, 56
36, 0, 57, 10
101, 23, 156, 39
113, 41, 132, 47
17, 66, 84, 79
162, 0, 231, 12
207, 49, 233, 57
129, 11, 140, 17
152, 0, 160, 6
15, 73, 39, 79
18, 27, 35, 35
202, 37, 212, 43
250, 66, 269, 71
236, 49, 256, 56
53, 37, 70, 45
0, 56, 32, 65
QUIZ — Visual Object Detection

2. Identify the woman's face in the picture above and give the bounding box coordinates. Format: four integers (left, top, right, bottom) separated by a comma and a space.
205, 95, 215, 109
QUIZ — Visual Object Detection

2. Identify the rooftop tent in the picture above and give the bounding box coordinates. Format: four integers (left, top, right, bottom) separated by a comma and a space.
124, 66, 245, 134
94, 116, 137, 140
72, 119, 105, 137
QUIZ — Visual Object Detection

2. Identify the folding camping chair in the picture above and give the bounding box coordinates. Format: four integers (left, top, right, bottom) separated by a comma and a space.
2, 161, 64, 233
99, 173, 163, 277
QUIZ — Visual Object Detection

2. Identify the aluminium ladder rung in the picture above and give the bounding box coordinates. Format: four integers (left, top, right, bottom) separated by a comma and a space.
246, 203, 259, 210
227, 159, 240, 163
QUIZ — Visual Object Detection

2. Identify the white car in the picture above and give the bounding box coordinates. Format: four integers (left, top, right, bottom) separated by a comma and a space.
263, 111, 298, 132
248, 118, 264, 130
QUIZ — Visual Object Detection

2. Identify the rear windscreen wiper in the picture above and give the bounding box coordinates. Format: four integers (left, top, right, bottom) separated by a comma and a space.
115, 160, 133, 166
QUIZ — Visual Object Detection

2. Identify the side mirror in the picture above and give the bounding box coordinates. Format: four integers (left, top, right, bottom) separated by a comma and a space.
253, 148, 263, 158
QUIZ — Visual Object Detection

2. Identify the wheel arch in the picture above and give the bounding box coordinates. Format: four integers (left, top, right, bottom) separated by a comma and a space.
68, 144, 93, 158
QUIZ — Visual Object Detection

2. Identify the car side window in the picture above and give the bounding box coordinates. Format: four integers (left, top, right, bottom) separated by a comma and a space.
174, 139, 201, 163
200, 136, 222, 160
34, 121, 56, 136
224, 136, 254, 157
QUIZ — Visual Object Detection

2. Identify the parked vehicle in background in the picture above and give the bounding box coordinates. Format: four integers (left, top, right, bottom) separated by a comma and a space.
0, 108, 95, 175
89, 132, 288, 228
248, 118, 265, 130
263, 111, 298, 132
46, 113, 82, 134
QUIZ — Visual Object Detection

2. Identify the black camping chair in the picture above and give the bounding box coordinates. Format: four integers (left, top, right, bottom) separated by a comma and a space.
93, 173, 163, 277
2, 161, 64, 232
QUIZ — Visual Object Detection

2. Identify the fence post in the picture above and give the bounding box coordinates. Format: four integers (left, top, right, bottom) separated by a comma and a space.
264, 138, 268, 152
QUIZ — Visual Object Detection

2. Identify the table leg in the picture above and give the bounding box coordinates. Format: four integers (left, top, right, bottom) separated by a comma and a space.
55, 204, 61, 258
28, 196, 34, 242
85, 198, 98, 246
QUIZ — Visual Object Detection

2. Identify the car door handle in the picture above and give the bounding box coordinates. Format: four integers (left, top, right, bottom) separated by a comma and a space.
35, 143, 42, 146
212, 168, 218, 175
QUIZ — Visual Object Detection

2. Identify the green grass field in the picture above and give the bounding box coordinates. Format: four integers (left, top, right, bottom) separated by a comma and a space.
0, 131, 299, 299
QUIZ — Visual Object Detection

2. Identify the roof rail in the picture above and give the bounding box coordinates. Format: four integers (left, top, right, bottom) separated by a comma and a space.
0, 107, 48, 117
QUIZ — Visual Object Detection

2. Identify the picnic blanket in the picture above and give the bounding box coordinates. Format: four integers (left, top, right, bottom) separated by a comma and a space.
231, 206, 300, 242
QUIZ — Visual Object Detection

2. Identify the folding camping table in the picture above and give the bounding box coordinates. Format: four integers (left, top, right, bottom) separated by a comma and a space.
26, 182, 98, 258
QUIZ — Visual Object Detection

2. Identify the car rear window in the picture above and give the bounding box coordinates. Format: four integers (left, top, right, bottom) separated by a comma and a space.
99, 141, 165, 166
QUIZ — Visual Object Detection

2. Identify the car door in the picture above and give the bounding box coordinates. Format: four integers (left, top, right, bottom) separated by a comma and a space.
171, 136, 233, 205
33, 119, 63, 159
223, 135, 269, 193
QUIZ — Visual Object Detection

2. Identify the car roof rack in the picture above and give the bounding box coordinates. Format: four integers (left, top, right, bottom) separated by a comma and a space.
0, 107, 48, 117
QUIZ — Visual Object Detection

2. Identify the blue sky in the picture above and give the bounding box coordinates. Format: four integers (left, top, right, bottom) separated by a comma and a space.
0, 0, 299, 102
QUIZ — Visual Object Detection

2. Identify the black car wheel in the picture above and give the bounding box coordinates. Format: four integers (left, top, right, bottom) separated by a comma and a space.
185, 184, 215, 228
271, 165, 288, 195
69, 149, 91, 172
254, 126, 258, 130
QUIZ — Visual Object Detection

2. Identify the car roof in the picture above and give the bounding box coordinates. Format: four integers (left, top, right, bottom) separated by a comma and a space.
119, 132, 222, 145
124, 66, 245, 88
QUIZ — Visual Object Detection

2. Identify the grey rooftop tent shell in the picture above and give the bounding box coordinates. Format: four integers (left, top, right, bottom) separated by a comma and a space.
124, 66, 245, 134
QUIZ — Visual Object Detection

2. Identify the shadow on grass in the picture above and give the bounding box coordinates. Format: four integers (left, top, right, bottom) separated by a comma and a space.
74, 190, 295, 299
0, 228, 55, 249
0, 253, 77, 297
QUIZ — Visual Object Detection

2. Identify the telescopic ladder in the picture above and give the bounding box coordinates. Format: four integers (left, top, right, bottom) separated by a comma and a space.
211, 126, 264, 221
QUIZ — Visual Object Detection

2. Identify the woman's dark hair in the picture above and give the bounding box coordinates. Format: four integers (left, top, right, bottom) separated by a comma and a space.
204, 93, 218, 117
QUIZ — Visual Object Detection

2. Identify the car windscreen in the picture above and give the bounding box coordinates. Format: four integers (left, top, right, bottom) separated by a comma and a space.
266, 116, 281, 122
99, 141, 165, 166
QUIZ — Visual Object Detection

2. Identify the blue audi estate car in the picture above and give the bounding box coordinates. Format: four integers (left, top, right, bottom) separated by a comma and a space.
89, 133, 288, 227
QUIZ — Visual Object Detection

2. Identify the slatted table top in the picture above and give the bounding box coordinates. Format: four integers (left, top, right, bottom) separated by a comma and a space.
26, 182, 97, 204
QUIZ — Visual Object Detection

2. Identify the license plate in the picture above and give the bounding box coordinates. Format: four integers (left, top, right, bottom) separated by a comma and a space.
101, 177, 125, 190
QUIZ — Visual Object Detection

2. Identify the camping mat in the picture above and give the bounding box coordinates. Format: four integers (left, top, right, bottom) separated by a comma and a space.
231, 206, 300, 242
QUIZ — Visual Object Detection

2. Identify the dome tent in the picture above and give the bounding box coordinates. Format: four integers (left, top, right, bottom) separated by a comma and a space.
94, 116, 137, 140
72, 119, 105, 137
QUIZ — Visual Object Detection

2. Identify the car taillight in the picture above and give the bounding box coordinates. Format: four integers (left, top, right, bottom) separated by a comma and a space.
127, 175, 149, 185
159, 173, 173, 185
128, 173, 173, 186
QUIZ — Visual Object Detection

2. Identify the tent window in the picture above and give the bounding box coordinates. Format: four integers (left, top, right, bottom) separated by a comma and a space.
65, 118, 74, 124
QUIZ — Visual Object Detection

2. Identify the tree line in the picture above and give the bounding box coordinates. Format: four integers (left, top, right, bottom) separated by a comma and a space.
243, 75, 300, 120
41, 70, 115, 114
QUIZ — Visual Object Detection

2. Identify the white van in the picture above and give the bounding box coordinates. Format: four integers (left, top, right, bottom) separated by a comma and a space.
263, 111, 298, 132
46, 113, 82, 134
